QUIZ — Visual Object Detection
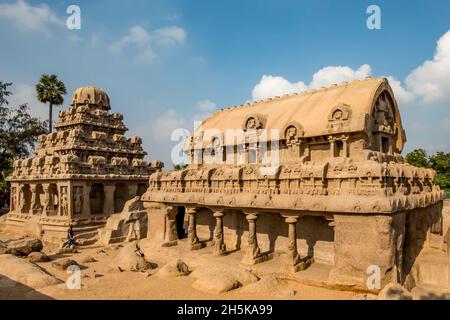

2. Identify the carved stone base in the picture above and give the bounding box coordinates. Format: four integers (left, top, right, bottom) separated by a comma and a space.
190, 242, 206, 251
290, 256, 314, 272
241, 252, 273, 265
161, 240, 178, 247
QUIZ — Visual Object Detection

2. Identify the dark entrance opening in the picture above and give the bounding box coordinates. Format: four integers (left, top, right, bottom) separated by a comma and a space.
381, 137, 390, 154
176, 206, 186, 239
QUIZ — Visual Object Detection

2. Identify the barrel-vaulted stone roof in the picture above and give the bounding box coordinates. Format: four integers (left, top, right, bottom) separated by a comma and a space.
197, 77, 406, 152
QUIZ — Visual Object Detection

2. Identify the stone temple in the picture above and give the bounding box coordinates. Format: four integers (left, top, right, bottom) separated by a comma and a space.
6, 86, 163, 243
142, 77, 445, 290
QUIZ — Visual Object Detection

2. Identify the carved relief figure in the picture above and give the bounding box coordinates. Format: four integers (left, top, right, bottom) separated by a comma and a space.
60, 187, 68, 216
373, 94, 394, 132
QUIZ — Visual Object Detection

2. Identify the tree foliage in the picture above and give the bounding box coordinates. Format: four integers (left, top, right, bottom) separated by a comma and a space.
406, 148, 450, 193
0, 81, 48, 192
173, 164, 188, 171
405, 148, 430, 168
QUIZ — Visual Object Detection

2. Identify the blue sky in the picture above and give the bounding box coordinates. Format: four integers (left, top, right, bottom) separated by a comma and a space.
0, 0, 449, 166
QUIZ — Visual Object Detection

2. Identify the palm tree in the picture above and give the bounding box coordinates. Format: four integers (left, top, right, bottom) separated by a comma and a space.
36, 74, 67, 133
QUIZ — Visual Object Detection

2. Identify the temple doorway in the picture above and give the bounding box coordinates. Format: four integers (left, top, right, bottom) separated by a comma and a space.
176, 206, 186, 239
90, 183, 104, 214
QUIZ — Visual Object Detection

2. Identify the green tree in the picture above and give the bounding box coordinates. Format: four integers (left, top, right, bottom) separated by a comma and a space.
429, 152, 450, 191
406, 149, 450, 198
405, 148, 430, 168
0, 81, 48, 192
35, 74, 67, 133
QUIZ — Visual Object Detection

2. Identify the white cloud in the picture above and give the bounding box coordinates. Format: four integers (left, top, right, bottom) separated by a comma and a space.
110, 24, 186, 62
385, 76, 416, 106
250, 28, 450, 106
252, 75, 307, 100
138, 102, 218, 167
133, 109, 190, 167
405, 30, 450, 104
0, 0, 62, 33
152, 26, 186, 47
9, 83, 49, 121
252, 64, 371, 101
197, 99, 217, 112
309, 64, 371, 89
151, 109, 188, 143
110, 26, 150, 54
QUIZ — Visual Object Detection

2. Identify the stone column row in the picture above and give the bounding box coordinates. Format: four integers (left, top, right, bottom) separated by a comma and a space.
173, 207, 313, 271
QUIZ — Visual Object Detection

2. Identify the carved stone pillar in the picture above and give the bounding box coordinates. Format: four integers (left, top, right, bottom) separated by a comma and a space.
162, 206, 178, 247
29, 184, 38, 215
10, 186, 16, 212
242, 213, 268, 265
286, 217, 300, 264
42, 183, 51, 216
213, 210, 227, 255
329, 138, 336, 158
284, 216, 313, 272
67, 183, 73, 220
82, 184, 91, 217
103, 184, 116, 215
342, 137, 349, 158
19, 185, 27, 214
186, 207, 205, 250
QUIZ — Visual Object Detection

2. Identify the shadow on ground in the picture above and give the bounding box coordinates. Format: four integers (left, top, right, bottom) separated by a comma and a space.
0, 274, 54, 300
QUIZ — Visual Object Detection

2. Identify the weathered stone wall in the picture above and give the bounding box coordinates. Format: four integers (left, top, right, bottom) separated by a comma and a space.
402, 202, 443, 286
143, 202, 169, 242
329, 212, 405, 290
328, 201, 442, 290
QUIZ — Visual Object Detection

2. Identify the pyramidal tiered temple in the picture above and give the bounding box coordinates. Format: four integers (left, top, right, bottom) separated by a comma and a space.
6, 86, 163, 242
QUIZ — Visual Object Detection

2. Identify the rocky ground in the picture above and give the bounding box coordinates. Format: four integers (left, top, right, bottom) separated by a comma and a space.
0, 218, 447, 300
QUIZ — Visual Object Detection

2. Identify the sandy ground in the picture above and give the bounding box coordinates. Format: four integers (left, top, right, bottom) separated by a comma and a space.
0, 222, 358, 300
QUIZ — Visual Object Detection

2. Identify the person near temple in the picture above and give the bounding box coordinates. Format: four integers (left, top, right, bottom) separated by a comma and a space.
66, 224, 75, 248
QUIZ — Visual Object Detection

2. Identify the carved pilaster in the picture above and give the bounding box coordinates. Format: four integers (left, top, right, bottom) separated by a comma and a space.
103, 184, 116, 215
342, 136, 349, 158
162, 206, 178, 247
329, 137, 336, 158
